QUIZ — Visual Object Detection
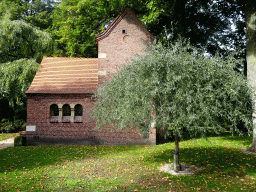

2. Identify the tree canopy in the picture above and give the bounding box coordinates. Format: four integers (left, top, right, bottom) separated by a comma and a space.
0, 59, 39, 107
0, 15, 52, 63
92, 42, 253, 139
0, 0, 57, 30
0, 15, 52, 124
49, 0, 245, 60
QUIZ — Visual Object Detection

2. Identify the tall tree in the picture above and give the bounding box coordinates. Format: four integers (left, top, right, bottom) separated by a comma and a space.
246, 0, 256, 152
92, 42, 253, 171
0, 16, 52, 122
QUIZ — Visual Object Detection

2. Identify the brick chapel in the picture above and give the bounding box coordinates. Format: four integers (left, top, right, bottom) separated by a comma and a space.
25, 7, 157, 145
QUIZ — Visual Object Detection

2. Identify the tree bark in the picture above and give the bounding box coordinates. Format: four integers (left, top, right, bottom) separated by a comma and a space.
246, 0, 256, 152
174, 133, 181, 172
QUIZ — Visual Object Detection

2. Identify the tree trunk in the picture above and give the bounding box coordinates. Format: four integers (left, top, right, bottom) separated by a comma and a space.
246, 0, 256, 152
174, 133, 181, 172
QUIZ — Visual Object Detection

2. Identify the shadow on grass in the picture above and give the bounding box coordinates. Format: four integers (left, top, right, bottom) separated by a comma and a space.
145, 145, 256, 179
157, 131, 252, 145
218, 134, 253, 147
0, 144, 147, 173
157, 131, 225, 145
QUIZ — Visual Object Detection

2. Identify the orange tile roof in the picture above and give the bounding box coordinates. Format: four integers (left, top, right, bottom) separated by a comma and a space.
26, 57, 98, 94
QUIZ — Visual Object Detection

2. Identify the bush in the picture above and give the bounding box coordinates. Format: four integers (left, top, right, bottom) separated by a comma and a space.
0, 119, 15, 133
0, 118, 26, 133
13, 119, 26, 132
14, 135, 26, 146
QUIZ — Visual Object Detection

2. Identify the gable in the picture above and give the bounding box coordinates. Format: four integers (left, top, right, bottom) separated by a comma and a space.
95, 7, 155, 44
95, 7, 156, 85
26, 57, 98, 94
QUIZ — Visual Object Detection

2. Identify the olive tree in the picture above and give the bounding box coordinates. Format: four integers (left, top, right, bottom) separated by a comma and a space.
92, 42, 254, 172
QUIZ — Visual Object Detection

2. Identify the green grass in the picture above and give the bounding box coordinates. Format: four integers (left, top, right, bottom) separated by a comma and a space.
0, 133, 19, 141
0, 134, 255, 191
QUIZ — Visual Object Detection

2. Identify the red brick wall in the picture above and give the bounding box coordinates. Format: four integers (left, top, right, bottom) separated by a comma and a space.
26, 94, 155, 145
98, 8, 155, 85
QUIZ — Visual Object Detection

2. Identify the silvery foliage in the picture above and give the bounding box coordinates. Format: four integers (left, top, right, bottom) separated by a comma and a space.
92, 42, 254, 138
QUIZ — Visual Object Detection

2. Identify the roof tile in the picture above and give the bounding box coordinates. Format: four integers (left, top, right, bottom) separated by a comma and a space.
26, 57, 98, 94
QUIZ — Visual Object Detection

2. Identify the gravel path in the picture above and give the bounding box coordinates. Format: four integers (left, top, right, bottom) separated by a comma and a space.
0, 137, 14, 150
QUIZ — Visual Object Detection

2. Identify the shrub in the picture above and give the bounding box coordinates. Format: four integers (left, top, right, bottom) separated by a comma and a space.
0, 119, 15, 133
0, 119, 26, 133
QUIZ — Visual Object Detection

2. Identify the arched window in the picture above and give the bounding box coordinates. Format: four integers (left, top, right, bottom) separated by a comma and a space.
75, 104, 83, 116
50, 104, 59, 116
50, 104, 59, 123
63, 104, 71, 116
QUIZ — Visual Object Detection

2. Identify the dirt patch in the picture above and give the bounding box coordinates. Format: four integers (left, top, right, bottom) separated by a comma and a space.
159, 163, 202, 176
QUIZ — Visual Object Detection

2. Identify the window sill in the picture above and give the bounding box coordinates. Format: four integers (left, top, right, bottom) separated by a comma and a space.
50, 116, 59, 123
74, 116, 82, 123
62, 116, 71, 123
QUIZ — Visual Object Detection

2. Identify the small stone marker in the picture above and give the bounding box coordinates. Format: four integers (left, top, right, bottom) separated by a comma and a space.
26, 125, 36, 131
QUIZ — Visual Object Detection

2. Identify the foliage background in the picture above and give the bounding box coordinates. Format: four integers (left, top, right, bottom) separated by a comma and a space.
0, 13, 51, 131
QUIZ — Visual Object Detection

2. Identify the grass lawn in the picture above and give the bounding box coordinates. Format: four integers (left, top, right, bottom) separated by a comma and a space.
0, 134, 255, 191
0, 133, 20, 141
